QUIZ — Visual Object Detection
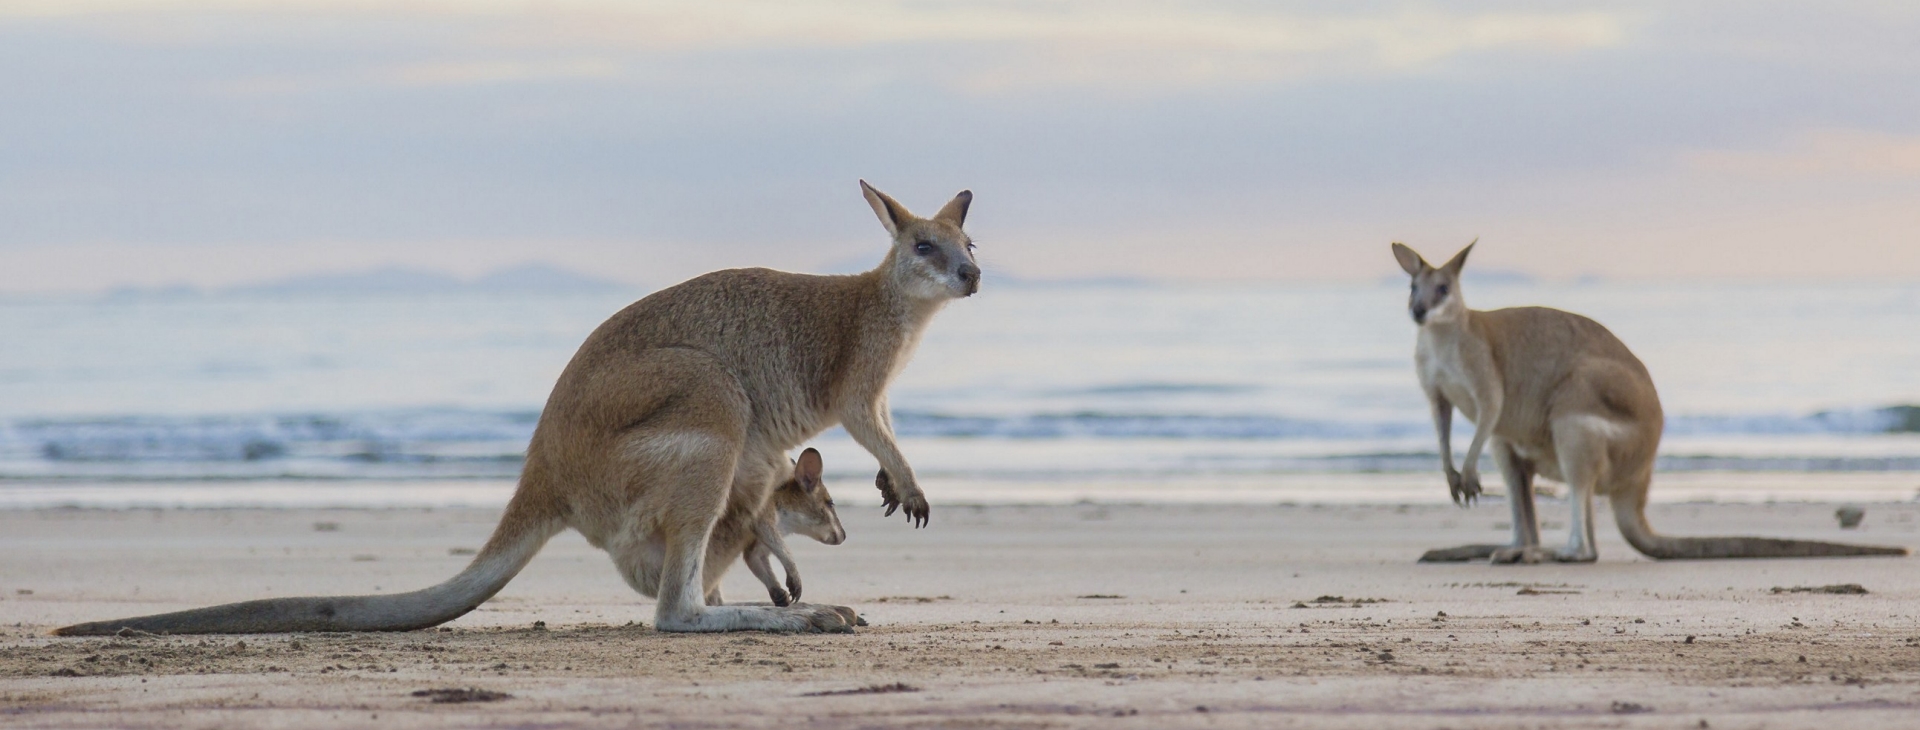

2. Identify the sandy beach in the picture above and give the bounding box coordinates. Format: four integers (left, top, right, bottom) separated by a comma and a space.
4, 495, 1919, 729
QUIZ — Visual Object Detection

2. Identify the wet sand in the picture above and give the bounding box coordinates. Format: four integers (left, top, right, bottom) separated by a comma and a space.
3, 497, 1919, 728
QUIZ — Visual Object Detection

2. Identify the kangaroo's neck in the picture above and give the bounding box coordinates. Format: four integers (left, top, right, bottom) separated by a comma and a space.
853, 268, 948, 374
1419, 308, 1481, 349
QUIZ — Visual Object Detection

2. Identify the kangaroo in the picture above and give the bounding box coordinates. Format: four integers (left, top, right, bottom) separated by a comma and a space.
704, 447, 845, 607
55, 180, 978, 635
1393, 241, 1909, 563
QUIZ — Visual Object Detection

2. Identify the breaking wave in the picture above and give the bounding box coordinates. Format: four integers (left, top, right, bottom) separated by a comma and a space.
1, 405, 1916, 481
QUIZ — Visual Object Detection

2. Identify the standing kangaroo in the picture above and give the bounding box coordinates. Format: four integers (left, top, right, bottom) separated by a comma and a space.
56, 180, 978, 635
706, 447, 845, 607
1393, 242, 1908, 563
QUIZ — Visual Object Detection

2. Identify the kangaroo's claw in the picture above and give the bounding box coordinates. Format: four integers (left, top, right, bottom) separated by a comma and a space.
1446, 470, 1483, 506
876, 470, 931, 526
876, 470, 900, 515
904, 495, 929, 528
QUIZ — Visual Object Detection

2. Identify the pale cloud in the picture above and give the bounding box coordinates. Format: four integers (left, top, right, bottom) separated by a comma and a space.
19, 1, 1633, 92
1684, 129, 1920, 179
209, 58, 624, 97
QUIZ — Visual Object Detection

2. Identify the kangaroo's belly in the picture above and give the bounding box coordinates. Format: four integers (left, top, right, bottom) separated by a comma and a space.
1508, 441, 1566, 482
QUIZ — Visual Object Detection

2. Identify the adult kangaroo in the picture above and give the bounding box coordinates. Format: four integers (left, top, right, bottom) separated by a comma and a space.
1393, 241, 1907, 564
57, 180, 979, 635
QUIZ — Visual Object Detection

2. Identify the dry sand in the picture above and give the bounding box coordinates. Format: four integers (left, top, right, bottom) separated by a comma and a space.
3, 496, 1920, 728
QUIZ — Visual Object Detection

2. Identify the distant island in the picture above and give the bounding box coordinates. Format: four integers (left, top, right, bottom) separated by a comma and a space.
106, 263, 637, 299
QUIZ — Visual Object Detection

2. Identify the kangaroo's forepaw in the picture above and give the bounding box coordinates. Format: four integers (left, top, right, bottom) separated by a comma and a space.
768, 587, 792, 607
900, 493, 930, 528
875, 471, 930, 527
786, 576, 803, 604
876, 470, 902, 514
1447, 471, 1483, 506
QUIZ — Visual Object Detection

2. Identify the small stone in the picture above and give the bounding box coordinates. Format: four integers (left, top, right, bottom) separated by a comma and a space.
1836, 506, 1866, 529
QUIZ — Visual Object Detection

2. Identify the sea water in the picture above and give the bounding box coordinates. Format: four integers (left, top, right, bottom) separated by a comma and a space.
2, 281, 1917, 507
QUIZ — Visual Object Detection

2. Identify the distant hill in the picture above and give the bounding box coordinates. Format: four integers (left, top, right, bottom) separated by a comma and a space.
231, 267, 469, 295
109, 264, 637, 299
470, 264, 632, 292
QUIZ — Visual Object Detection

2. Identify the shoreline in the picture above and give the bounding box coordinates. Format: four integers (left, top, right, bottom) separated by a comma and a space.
1, 470, 1917, 510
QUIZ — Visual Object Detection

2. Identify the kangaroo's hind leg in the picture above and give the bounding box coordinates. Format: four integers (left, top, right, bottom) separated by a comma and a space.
1550, 417, 1609, 562
596, 351, 856, 632
649, 476, 856, 631
1495, 417, 1609, 563
612, 434, 855, 631
1420, 439, 1538, 562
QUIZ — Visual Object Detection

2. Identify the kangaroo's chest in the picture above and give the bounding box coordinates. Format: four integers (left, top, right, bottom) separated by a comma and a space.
742, 320, 921, 451
1417, 341, 1488, 424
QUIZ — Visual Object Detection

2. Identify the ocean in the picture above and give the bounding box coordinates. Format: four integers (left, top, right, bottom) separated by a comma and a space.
3, 280, 1918, 508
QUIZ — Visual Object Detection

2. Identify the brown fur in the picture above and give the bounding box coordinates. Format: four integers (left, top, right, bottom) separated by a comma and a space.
55, 181, 978, 635
1394, 241, 1908, 563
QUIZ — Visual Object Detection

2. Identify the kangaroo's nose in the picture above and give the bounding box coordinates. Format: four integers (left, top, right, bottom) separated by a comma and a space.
957, 263, 980, 292
1410, 305, 1428, 324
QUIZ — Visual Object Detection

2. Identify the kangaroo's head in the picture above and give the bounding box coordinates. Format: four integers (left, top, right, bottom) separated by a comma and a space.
1391, 240, 1474, 326
772, 448, 845, 545
861, 180, 980, 300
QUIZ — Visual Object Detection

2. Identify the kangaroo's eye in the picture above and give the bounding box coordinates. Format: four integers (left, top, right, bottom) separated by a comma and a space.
1436, 284, 1450, 297
914, 241, 934, 255
965, 242, 976, 254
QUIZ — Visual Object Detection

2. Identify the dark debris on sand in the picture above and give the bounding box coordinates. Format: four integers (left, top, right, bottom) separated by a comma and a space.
411, 688, 512, 703
802, 682, 920, 697
1770, 584, 1869, 595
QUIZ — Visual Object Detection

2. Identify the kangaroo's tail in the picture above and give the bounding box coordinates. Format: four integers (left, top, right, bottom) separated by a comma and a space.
1610, 491, 1907, 560
54, 489, 564, 636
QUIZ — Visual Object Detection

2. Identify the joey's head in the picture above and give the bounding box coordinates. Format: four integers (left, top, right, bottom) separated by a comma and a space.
1391, 240, 1474, 326
772, 448, 845, 545
860, 180, 980, 301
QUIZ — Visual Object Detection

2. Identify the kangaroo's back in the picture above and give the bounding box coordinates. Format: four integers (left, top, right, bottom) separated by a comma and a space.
1472, 306, 1664, 443
555, 268, 893, 444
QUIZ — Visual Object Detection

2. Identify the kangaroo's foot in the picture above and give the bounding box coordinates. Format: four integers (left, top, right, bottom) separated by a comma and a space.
1418, 544, 1507, 562
655, 604, 857, 633
1489, 546, 1595, 564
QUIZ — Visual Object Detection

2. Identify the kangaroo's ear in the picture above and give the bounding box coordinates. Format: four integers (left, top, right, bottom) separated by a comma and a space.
1441, 238, 1476, 275
860, 180, 912, 238
932, 190, 971, 228
795, 447, 823, 491
1391, 242, 1428, 277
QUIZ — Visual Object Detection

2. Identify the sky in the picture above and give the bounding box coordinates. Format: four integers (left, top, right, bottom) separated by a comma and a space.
3, 1, 1919, 293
